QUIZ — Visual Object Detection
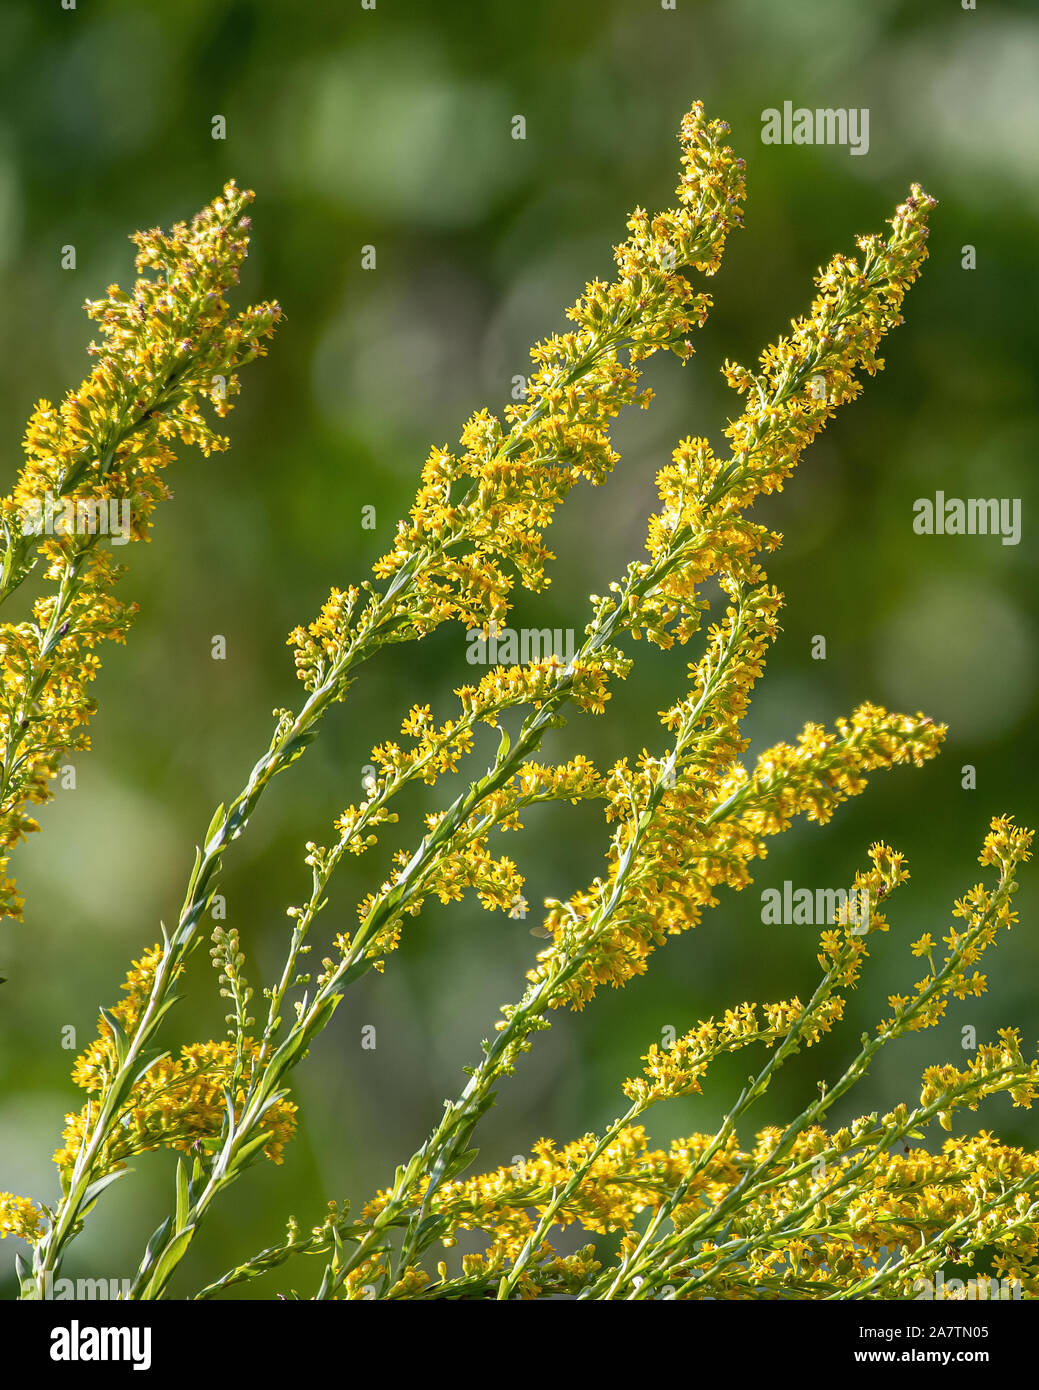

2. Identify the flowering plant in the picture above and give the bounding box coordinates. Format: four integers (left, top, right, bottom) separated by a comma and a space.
3, 103, 1035, 1301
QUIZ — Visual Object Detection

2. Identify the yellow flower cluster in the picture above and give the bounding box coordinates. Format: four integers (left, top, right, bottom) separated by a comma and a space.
370, 1114, 1039, 1300
719, 704, 946, 837
458, 647, 632, 719
526, 700, 942, 1011
348, 752, 603, 967
415, 826, 1031, 1298
488, 192, 943, 1012
815, 845, 908, 988
288, 103, 745, 684
54, 1039, 297, 1172
11, 182, 280, 547
336, 816, 1037, 1299
0, 1192, 45, 1241
718, 186, 936, 511
54, 944, 296, 1176
573, 186, 938, 677
364, 1124, 685, 1267
672, 1127, 1039, 1299
921, 1029, 1039, 1131
877, 815, 1031, 1033
0, 182, 280, 920
623, 995, 846, 1106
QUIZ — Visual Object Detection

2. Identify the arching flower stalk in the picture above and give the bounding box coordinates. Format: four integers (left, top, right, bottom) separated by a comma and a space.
0, 182, 281, 921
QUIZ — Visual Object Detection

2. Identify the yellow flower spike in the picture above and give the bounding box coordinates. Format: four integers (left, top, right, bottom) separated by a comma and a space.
290, 106, 744, 681
0, 183, 280, 922
54, 945, 296, 1179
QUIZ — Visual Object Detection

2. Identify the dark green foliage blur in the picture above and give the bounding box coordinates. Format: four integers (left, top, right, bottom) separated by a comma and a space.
1, 0, 1036, 1297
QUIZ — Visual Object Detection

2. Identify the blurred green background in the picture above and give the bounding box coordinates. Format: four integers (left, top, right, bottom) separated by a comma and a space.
1, 0, 1037, 1297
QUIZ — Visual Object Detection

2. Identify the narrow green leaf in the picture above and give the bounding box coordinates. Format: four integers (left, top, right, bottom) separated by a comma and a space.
175, 1157, 190, 1232
143, 1225, 195, 1298
414, 1213, 450, 1246
495, 724, 511, 764
150, 993, 181, 1027
82, 1168, 129, 1209
137, 1216, 172, 1277
98, 1007, 130, 1066
229, 1131, 274, 1173
203, 803, 227, 850
442, 1146, 480, 1182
